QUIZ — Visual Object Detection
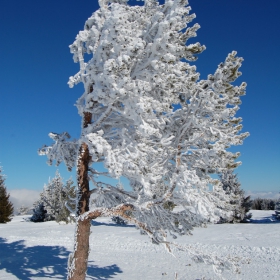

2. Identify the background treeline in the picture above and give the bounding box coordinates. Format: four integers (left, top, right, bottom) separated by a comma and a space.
250, 198, 279, 210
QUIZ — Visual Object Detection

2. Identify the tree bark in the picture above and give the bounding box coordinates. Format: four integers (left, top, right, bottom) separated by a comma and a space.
68, 218, 91, 280
68, 142, 91, 280
68, 87, 93, 279
68, 84, 106, 280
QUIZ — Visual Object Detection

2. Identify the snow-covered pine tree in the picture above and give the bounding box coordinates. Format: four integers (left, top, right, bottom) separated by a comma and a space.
0, 167, 14, 223
40, 170, 64, 221
30, 202, 47, 222
242, 195, 252, 222
218, 169, 252, 223
31, 172, 76, 223
273, 197, 280, 220
39, 1, 249, 279
55, 178, 76, 224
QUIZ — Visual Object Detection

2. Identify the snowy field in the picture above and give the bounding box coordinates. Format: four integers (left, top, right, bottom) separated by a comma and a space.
0, 210, 279, 280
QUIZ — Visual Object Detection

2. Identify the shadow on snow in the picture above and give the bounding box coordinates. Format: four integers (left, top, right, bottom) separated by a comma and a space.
87, 262, 122, 279
0, 237, 122, 279
249, 215, 280, 224
91, 220, 135, 228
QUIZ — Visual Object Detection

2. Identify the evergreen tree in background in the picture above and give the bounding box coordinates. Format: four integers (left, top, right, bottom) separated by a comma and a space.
242, 195, 252, 222
31, 171, 76, 223
219, 169, 252, 223
273, 197, 280, 220
0, 167, 14, 223
55, 178, 76, 224
30, 202, 47, 222
42, 170, 64, 221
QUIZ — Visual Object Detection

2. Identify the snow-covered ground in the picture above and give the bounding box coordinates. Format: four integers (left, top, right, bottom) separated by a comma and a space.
0, 210, 279, 280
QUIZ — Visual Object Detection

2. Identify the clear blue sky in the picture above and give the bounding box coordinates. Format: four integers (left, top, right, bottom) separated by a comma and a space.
0, 0, 279, 193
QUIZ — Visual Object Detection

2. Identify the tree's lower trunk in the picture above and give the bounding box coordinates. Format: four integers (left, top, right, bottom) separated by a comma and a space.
68, 142, 91, 280
68, 218, 91, 280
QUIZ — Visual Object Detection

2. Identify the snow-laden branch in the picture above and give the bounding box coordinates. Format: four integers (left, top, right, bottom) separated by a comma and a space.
39, 132, 78, 171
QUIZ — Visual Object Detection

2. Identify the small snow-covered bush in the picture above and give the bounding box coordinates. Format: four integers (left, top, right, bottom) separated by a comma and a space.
30, 202, 47, 222
112, 216, 127, 225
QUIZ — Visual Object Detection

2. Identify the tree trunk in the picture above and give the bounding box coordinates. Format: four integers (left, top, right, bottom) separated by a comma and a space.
68, 218, 91, 280
67, 142, 91, 280
68, 89, 94, 280
67, 84, 95, 280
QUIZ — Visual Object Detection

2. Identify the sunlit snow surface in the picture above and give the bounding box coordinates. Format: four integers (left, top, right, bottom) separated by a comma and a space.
0, 210, 279, 279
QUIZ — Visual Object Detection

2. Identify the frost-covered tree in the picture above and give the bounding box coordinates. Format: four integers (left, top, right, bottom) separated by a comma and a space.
17, 205, 31, 215
56, 178, 76, 224
111, 215, 127, 225
30, 202, 47, 222
273, 198, 280, 220
242, 195, 252, 221
218, 169, 252, 223
0, 167, 14, 223
39, 1, 249, 279
41, 170, 64, 221
31, 172, 76, 223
